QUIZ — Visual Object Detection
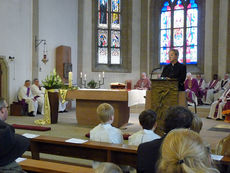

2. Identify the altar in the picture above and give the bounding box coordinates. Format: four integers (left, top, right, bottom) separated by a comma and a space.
66, 89, 130, 127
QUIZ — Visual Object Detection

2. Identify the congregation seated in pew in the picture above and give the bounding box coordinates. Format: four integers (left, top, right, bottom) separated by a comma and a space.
157, 129, 220, 173
137, 106, 194, 173
95, 162, 122, 173
0, 98, 30, 173
128, 109, 160, 146
90, 103, 123, 168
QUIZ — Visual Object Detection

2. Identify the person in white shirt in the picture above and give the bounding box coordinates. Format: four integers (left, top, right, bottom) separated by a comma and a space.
18, 80, 38, 116
90, 103, 123, 144
90, 103, 123, 168
31, 79, 45, 115
128, 109, 160, 146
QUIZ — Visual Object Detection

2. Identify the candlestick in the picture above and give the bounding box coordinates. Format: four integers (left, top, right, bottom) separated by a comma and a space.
80, 72, 82, 78
102, 71, 104, 78
99, 74, 101, 81
68, 72, 72, 88
84, 74, 87, 80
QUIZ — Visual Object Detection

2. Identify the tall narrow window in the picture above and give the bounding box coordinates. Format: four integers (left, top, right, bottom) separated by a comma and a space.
97, 0, 121, 65
160, 0, 198, 65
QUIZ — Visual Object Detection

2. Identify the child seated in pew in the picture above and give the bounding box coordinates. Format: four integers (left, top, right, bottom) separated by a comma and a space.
90, 103, 123, 169
90, 103, 123, 144
128, 109, 160, 146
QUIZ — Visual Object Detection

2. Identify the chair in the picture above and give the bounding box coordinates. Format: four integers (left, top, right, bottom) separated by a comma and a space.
216, 134, 230, 156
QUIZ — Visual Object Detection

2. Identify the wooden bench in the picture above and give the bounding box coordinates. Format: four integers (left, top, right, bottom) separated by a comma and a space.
28, 135, 230, 169
29, 135, 138, 168
19, 158, 94, 173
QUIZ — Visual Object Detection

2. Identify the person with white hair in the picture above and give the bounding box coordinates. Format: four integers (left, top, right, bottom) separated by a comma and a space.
184, 72, 199, 105
134, 72, 151, 90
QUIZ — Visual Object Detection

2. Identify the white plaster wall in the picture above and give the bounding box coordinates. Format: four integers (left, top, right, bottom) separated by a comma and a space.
0, 0, 32, 103
81, 0, 141, 89
38, 0, 78, 84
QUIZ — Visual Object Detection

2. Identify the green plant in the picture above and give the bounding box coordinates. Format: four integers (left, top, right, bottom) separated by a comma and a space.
42, 69, 64, 89
87, 80, 97, 89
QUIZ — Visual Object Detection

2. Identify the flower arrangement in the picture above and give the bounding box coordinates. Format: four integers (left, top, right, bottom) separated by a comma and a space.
87, 80, 97, 89
42, 69, 64, 89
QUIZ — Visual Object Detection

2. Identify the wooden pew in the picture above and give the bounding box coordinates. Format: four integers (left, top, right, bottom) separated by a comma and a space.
29, 135, 138, 168
19, 158, 95, 173
29, 135, 230, 169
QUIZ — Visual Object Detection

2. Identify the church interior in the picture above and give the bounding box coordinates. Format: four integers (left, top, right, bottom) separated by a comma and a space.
0, 0, 230, 172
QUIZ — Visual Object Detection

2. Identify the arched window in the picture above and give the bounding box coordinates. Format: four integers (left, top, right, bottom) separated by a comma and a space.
160, 0, 198, 65
97, 0, 121, 65
92, 0, 132, 73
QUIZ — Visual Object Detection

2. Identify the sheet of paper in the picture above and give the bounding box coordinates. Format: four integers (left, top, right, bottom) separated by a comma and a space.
22, 133, 40, 139
211, 154, 223, 161
15, 157, 27, 163
65, 138, 88, 144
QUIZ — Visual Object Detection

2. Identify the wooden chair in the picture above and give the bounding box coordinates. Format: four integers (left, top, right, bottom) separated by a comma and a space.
10, 101, 28, 116
19, 158, 94, 173
216, 134, 230, 156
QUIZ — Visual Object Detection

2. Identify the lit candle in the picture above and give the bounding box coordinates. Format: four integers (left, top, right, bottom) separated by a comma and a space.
68, 72, 72, 88
80, 72, 82, 78
99, 74, 101, 81
102, 71, 104, 78
84, 74, 87, 80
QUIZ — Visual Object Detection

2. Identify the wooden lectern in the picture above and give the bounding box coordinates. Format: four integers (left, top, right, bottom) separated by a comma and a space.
146, 79, 187, 136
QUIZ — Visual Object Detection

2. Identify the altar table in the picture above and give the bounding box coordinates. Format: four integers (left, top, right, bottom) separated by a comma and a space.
66, 89, 130, 127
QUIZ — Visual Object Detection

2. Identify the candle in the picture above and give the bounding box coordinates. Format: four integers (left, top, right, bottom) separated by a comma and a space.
68, 72, 72, 88
99, 74, 101, 81
102, 71, 104, 78
80, 72, 82, 78
84, 74, 87, 80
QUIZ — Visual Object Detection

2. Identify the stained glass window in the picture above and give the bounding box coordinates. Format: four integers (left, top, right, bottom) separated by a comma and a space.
160, 0, 198, 65
97, 0, 121, 65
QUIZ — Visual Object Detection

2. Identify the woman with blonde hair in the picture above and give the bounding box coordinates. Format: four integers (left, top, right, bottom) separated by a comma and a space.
157, 129, 219, 173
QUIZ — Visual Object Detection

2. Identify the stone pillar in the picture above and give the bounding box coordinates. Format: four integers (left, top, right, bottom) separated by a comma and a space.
218, 0, 229, 78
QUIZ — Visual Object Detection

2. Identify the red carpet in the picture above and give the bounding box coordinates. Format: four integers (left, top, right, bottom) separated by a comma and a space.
12, 124, 51, 131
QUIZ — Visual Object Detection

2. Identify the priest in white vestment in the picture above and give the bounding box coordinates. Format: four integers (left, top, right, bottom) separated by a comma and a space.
204, 74, 220, 105
213, 74, 230, 101
31, 79, 45, 114
207, 83, 230, 120
18, 80, 38, 116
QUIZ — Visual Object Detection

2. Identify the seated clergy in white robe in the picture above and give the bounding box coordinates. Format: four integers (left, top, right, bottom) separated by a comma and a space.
214, 74, 230, 101
31, 79, 45, 114
204, 74, 220, 105
208, 83, 230, 120
18, 80, 38, 116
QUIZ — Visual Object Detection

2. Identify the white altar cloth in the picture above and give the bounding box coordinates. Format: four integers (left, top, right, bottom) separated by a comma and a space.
128, 89, 146, 107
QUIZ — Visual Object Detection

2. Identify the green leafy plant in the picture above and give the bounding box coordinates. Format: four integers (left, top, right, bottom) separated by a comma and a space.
87, 80, 97, 89
42, 69, 64, 89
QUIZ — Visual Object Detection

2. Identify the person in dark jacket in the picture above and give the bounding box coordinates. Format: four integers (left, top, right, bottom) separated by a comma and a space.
137, 106, 193, 173
0, 98, 30, 173
161, 49, 186, 91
